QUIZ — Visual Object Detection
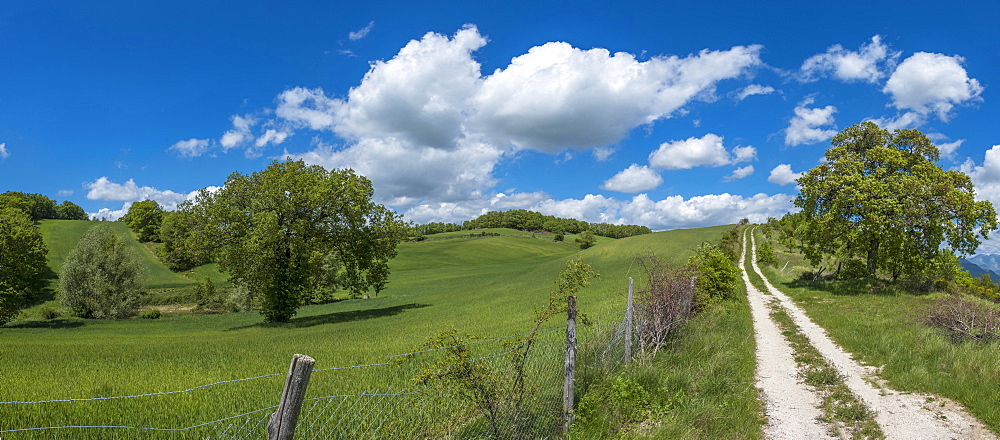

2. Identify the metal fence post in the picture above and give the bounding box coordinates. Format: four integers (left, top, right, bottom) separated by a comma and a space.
268, 354, 315, 440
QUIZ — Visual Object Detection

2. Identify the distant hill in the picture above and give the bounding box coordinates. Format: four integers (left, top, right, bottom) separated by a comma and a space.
959, 257, 1000, 283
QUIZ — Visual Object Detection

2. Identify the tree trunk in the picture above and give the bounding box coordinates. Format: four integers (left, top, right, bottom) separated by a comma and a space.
867, 238, 879, 275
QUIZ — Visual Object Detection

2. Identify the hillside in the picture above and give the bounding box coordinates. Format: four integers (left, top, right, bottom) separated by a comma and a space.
38, 219, 227, 289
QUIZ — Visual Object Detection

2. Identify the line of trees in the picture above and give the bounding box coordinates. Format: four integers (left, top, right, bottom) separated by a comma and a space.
0, 191, 87, 221
414, 209, 653, 239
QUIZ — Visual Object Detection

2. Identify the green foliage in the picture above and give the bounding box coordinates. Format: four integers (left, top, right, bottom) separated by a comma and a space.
576, 230, 597, 249
688, 242, 741, 304
121, 200, 165, 242
37, 305, 60, 320
0, 191, 57, 221
576, 375, 652, 431
0, 208, 49, 325
756, 240, 778, 267
59, 224, 145, 319
188, 160, 406, 322
794, 122, 998, 280
158, 210, 211, 271
464, 209, 652, 239
56, 201, 88, 220
140, 309, 162, 319
553, 232, 564, 242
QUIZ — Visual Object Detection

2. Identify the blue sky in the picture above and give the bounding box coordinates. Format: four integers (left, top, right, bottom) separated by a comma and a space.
3, 1, 1000, 249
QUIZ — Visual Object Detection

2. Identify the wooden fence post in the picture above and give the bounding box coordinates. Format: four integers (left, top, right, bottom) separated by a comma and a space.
625, 277, 633, 363
268, 354, 315, 440
562, 295, 578, 433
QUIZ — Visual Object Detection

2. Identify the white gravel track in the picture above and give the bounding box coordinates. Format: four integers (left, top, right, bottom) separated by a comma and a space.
744, 229, 997, 440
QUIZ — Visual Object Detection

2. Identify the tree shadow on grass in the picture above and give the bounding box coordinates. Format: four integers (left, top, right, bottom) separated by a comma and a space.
227, 303, 431, 331
783, 277, 919, 297
4, 319, 85, 329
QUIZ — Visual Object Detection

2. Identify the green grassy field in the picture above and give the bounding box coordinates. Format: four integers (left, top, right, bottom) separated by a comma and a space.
754, 228, 1000, 434
1, 225, 738, 438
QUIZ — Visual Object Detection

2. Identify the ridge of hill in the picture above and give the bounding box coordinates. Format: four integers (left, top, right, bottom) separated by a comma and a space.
960, 258, 1000, 283
967, 254, 1000, 278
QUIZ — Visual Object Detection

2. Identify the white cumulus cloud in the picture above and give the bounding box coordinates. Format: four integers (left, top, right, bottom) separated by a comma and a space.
725, 165, 755, 181
799, 35, 899, 83
168, 138, 211, 158
768, 164, 803, 185
648, 133, 755, 169
883, 52, 983, 121
473, 43, 762, 152
220, 115, 255, 150
601, 164, 663, 193
0, 142, 8, 159
785, 97, 837, 146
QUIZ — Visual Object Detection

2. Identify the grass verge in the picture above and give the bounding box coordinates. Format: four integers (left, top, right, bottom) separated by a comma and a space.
757, 229, 1000, 435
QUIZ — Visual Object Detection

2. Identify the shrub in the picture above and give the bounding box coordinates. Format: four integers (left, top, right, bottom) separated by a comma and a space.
140, 309, 162, 319
688, 242, 741, 304
576, 230, 597, 249
59, 225, 145, 319
756, 240, 778, 267
38, 305, 60, 320
634, 253, 696, 354
924, 296, 999, 342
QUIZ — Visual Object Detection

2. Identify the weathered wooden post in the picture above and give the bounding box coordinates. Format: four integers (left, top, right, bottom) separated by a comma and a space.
562, 295, 578, 433
268, 354, 315, 440
625, 277, 633, 363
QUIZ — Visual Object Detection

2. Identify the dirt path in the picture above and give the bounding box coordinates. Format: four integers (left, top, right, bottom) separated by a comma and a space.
741, 230, 837, 439
744, 230, 997, 440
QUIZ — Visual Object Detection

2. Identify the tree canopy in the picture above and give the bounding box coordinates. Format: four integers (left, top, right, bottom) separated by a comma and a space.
122, 200, 165, 242
188, 160, 406, 322
794, 122, 997, 280
0, 208, 49, 325
60, 224, 145, 319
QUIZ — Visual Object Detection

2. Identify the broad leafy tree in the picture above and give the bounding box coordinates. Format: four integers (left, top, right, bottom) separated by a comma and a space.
158, 210, 211, 271
59, 224, 145, 319
57, 201, 88, 220
0, 208, 49, 325
122, 200, 165, 242
795, 122, 997, 280
189, 160, 406, 322
0, 191, 57, 221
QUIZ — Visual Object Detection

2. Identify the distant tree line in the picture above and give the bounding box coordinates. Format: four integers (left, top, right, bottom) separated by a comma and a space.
0, 191, 88, 221
412, 209, 652, 240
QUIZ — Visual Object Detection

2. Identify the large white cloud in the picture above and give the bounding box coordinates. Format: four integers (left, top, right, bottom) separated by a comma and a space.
473, 43, 762, 152
84, 178, 215, 220
799, 35, 898, 83
785, 97, 837, 146
883, 52, 983, 120
602, 164, 663, 193
648, 133, 755, 169
960, 146, 1000, 254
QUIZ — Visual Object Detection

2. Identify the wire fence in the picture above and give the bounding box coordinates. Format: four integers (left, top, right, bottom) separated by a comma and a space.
0, 307, 633, 439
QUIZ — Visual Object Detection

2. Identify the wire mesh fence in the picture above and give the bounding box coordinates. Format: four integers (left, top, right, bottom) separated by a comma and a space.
0, 306, 632, 439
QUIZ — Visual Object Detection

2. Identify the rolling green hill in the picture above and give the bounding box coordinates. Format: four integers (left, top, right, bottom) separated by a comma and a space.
2, 224, 743, 438
38, 219, 227, 289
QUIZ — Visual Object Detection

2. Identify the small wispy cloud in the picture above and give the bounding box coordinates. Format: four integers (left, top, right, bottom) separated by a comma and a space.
349, 21, 375, 41
0, 142, 8, 159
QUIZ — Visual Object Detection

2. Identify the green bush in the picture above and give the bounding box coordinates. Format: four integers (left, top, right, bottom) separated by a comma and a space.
140, 309, 162, 319
575, 375, 653, 435
688, 242, 741, 304
59, 224, 145, 319
38, 305, 60, 320
756, 240, 778, 267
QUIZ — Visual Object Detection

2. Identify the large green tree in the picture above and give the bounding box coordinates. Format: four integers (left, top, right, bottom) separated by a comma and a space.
59, 224, 145, 319
158, 209, 211, 271
0, 208, 49, 325
57, 201, 88, 220
122, 200, 165, 242
189, 160, 406, 322
795, 122, 997, 280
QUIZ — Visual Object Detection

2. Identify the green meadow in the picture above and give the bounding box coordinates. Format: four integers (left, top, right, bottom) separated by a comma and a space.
1, 222, 737, 438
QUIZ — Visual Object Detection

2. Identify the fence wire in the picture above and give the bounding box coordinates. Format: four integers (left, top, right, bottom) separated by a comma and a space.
1, 312, 629, 440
